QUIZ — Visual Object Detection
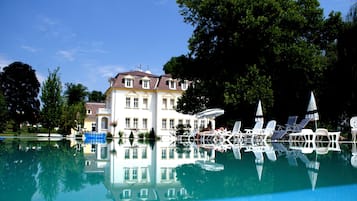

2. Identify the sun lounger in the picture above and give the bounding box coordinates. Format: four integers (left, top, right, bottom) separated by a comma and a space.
272, 117, 312, 140
271, 116, 298, 140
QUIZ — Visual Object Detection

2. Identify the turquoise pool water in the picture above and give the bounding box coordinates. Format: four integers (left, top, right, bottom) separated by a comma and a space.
0, 138, 356, 201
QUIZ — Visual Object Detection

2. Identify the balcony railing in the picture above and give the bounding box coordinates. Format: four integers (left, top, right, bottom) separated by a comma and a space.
97, 108, 111, 115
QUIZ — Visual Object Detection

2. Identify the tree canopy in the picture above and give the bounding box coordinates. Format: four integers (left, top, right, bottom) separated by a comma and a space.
0, 62, 40, 131
87, 90, 106, 102
165, 0, 344, 125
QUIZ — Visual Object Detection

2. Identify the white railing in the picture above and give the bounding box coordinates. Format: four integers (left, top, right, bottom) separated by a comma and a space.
97, 108, 111, 114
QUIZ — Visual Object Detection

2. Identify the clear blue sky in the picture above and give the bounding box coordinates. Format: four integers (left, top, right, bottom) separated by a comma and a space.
0, 0, 355, 92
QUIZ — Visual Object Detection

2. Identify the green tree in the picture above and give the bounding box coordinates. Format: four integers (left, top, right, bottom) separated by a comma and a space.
40, 67, 62, 135
58, 83, 87, 135
64, 83, 88, 105
0, 90, 7, 133
166, 0, 342, 124
87, 90, 106, 102
0, 62, 40, 132
321, 3, 357, 126
59, 102, 86, 135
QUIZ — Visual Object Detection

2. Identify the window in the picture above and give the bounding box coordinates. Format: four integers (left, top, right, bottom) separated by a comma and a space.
193, 149, 198, 158
200, 120, 205, 129
161, 168, 167, 180
124, 168, 130, 180
169, 99, 175, 109
142, 118, 148, 129
161, 149, 167, 159
133, 118, 138, 129
169, 148, 175, 159
185, 151, 190, 158
133, 98, 139, 108
167, 188, 175, 198
169, 119, 174, 129
125, 149, 130, 159
132, 168, 138, 180
141, 168, 147, 180
168, 80, 176, 89
194, 120, 198, 129
185, 119, 190, 127
91, 123, 96, 132
178, 119, 183, 125
140, 188, 148, 198
87, 109, 92, 115
101, 117, 108, 129
142, 148, 147, 159
181, 80, 188, 90
169, 168, 174, 180
126, 97, 131, 108
162, 119, 167, 129
123, 189, 131, 199
125, 78, 133, 88
142, 98, 148, 109
133, 148, 138, 159
162, 98, 167, 109
125, 118, 131, 128
142, 80, 150, 89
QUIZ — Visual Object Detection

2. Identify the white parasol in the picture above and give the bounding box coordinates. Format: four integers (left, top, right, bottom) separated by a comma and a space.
255, 100, 264, 123
307, 161, 320, 191
305, 91, 319, 130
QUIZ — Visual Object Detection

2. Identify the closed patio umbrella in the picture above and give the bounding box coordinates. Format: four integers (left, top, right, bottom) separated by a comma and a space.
307, 161, 320, 191
255, 100, 264, 123
305, 91, 319, 130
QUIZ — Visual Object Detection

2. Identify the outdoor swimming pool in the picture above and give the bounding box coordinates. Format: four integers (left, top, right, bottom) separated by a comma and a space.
0, 138, 356, 201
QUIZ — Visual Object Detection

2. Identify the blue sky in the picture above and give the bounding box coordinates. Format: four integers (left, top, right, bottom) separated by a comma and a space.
0, 0, 356, 93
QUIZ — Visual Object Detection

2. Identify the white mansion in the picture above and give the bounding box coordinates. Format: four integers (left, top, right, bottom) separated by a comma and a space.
90, 70, 207, 138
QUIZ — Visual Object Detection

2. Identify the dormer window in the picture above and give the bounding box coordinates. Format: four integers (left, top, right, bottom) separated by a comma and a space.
168, 79, 176, 90
181, 80, 188, 90
124, 75, 134, 88
141, 76, 150, 89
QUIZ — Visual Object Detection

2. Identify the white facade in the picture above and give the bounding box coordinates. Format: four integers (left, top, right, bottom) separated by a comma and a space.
96, 70, 207, 138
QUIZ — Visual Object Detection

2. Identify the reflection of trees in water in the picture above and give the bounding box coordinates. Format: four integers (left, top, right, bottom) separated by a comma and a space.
37, 141, 86, 201
0, 140, 91, 201
0, 140, 38, 201
176, 148, 357, 200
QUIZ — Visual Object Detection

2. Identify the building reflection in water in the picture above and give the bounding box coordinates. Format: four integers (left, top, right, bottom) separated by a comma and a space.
74, 138, 215, 200
70, 136, 351, 200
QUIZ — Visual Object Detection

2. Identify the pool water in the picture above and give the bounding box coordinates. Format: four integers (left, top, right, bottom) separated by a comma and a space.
0, 138, 356, 201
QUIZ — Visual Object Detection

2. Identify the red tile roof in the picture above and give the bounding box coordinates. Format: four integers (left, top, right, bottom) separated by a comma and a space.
110, 70, 187, 91
85, 102, 106, 121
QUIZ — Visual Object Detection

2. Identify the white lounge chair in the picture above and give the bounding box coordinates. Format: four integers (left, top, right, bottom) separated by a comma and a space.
289, 128, 316, 142
244, 121, 264, 143
351, 116, 357, 141
251, 120, 276, 143
263, 120, 277, 141
271, 116, 298, 140
315, 128, 329, 142
328, 131, 340, 142
227, 121, 242, 144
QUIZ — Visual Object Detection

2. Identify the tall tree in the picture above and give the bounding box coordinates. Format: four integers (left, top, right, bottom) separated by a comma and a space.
40, 67, 62, 135
166, 0, 342, 124
0, 62, 40, 132
321, 3, 357, 126
0, 90, 7, 133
